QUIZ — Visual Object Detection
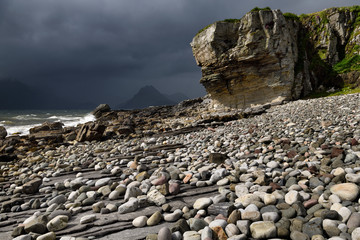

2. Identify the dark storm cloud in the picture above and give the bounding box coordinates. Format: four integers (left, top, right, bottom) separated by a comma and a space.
0, 0, 359, 106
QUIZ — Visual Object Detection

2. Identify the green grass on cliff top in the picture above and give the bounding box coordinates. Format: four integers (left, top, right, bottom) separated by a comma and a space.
196, 19, 241, 35
196, 7, 271, 36
304, 84, 360, 99
250, 7, 271, 12
283, 12, 299, 21
333, 55, 360, 74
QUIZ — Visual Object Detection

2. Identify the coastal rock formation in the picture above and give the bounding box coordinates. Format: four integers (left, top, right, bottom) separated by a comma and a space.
76, 122, 106, 142
92, 104, 111, 119
191, 7, 360, 109
29, 122, 64, 142
0, 126, 7, 139
191, 9, 300, 109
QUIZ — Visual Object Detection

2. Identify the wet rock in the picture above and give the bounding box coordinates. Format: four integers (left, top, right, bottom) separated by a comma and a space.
0, 126, 7, 139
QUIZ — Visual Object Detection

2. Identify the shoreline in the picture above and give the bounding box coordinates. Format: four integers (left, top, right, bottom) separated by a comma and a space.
0, 93, 360, 239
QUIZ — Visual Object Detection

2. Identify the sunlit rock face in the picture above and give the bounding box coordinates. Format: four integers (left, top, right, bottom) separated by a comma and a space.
191, 10, 300, 109
192, 7, 360, 109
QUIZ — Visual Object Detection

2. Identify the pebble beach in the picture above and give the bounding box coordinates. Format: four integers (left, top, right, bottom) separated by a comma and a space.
1, 93, 360, 240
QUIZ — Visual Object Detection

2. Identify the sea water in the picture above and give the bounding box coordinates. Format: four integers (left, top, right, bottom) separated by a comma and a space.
0, 110, 95, 135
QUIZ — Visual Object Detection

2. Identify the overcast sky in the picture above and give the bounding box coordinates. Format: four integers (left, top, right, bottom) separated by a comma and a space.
0, 0, 359, 107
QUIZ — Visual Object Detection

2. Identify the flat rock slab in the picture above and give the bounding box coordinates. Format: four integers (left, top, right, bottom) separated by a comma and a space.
97, 222, 173, 240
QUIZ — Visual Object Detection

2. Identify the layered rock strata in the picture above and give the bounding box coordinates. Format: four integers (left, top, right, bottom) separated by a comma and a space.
191, 10, 300, 109
191, 7, 360, 109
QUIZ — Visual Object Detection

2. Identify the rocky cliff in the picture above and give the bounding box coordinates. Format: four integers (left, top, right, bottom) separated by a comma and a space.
191, 6, 360, 109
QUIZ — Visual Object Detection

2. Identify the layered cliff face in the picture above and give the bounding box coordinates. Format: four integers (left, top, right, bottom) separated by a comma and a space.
300, 7, 360, 87
191, 7, 360, 109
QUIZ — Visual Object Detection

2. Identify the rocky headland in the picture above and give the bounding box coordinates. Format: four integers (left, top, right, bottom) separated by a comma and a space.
191, 6, 360, 109
0, 6, 360, 240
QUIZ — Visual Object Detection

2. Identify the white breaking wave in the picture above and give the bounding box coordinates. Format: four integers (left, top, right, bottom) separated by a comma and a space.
13, 114, 42, 121
5, 124, 39, 136
63, 113, 96, 127
1, 112, 96, 136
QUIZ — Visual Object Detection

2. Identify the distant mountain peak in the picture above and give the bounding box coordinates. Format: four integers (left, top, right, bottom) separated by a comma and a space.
117, 85, 187, 110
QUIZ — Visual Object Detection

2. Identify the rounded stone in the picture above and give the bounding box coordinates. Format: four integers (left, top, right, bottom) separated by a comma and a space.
132, 216, 148, 227
285, 190, 301, 205
264, 193, 277, 205
250, 221, 276, 239
13, 235, 32, 240
158, 227, 172, 240
225, 223, 240, 237
80, 214, 96, 224
352, 227, 360, 240
193, 198, 213, 210
169, 183, 180, 195
330, 183, 359, 201
164, 209, 183, 222
201, 226, 212, 240
338, 207, 352, 223
109, 190, 121, 200
147, 189, 166, 206
92, 201, 105, 213
290, 230, 310, 240
183, 231, 201, 240
347, 212, 360, 228
267, 161, 279, 169
262, 212, 280, 222
124, 187, 142, 201
118, 198, 139, 213
95, 177, 111, 187
48, 195, 66, 206
189, 218, 208, 231
47, 215, 68, 232
241, 211, 261, 221
235, 194, 260, 207
147, 211, 162, 226
172, 231, 182, 240
345, 173, 360, 183
227, 210, 241, 224
209, 219, 227, 229
36, 232, 56, 240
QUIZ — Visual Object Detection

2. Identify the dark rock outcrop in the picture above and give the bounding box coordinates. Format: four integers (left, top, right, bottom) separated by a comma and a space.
22, 178, 43, 194
76, 122, 106, 142
0, 126, 7, 139
92, 104, 111, 119
29, 122, 63, 134
29, 122, 64, 142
